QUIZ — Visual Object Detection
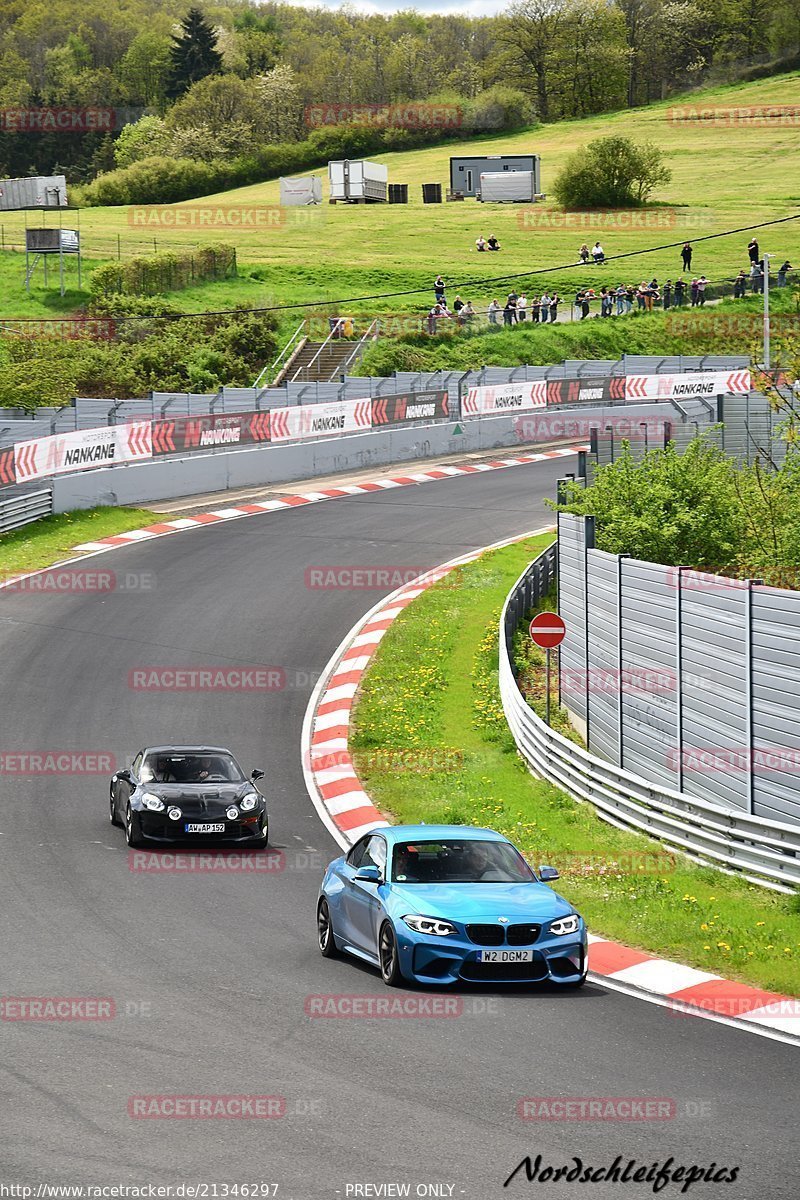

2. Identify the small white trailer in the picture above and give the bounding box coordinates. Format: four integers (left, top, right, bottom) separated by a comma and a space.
478, 171, 535, 203
279, 175, 322, 206
328, 159, 387, 203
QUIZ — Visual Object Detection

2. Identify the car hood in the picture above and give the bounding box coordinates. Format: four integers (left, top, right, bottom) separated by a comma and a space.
139, 783, 254, 804
386, 881, 575, 922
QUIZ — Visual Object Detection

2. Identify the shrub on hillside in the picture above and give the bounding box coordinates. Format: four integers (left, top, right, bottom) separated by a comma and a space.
553, 136, 671, 209
89, 245, 237, 298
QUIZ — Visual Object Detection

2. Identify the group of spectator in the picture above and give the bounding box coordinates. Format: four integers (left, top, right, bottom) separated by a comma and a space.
428, 237, 795, 334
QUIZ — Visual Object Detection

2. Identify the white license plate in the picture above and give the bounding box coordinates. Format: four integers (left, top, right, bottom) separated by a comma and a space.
184, 823, 226, 834
477, 949, 534, 963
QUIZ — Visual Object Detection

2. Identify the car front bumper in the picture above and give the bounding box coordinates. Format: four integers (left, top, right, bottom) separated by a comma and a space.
395, 924, 587, 986
133, 810, 268, 845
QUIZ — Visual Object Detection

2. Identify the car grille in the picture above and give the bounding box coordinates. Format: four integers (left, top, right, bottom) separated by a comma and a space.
460, 958, 548, 982
465, 924, 504, 946
507, 923, 541, 945
465, 923, 542, 946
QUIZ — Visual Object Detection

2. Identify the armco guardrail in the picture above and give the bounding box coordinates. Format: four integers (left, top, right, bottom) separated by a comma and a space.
499, 549, 800, 892
0, 487, 52, 533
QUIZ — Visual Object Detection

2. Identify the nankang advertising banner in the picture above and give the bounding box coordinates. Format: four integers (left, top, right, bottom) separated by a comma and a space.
269, 398, 372, 443
14, 423, 152, 482
371, 390, 449, 426
462, 381, 547, 416
626, 369, 751, 401
151, 411, 270, 456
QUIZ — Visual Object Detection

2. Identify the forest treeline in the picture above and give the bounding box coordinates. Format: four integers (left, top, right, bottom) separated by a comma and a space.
0, 0, 798, 184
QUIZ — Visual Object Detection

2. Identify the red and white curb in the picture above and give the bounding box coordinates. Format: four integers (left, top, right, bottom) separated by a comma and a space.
301, 536, 800, 1046
70, 448, 583, 554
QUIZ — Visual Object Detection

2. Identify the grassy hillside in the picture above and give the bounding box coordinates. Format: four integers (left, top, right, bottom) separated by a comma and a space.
0, 72, 798, 326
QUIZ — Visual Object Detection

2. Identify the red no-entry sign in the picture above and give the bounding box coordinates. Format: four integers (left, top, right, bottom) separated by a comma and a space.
529, 612, 566, 649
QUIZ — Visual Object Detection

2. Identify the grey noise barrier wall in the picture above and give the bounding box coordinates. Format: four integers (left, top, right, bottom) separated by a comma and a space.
50, 402, 686, 512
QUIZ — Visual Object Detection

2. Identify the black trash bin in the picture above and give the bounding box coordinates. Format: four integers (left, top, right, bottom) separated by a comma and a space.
388, 183, 409, 204
422, 182, 442, 204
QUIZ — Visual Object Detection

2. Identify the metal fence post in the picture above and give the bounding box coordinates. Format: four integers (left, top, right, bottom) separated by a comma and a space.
745, 578, 763, 815
617, 554, 630, 767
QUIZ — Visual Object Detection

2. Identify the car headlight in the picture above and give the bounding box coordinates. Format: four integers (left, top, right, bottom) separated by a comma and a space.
240, 794, 259, 811
402, 915, 456, 937
550, 914, 580, 936
142, 793, 165, 812
226, 806, 239, 820
168, 807, 182, 822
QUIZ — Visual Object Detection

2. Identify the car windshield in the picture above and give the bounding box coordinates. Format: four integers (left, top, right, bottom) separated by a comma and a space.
390, 839, 535, 884
140, 752, 244, 784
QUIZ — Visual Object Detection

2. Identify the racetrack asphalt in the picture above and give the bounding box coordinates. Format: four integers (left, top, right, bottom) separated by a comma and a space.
0, 456, 795, 1198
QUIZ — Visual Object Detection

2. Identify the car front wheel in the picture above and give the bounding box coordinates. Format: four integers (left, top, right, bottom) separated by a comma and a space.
379, 922, 403, 987
109, 791, 122, 826
125, 804, 144, 849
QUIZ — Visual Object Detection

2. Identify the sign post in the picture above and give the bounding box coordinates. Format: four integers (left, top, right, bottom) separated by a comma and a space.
529, 612, 566, 727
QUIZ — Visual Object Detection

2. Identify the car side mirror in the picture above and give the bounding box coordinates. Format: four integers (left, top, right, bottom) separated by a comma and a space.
116, 769, 132, 782
539, 865, 559, 882
354, 865, 381, 884
251, 769, 265, 781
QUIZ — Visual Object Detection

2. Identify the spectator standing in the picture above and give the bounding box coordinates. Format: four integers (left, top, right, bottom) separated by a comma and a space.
662, 280, 672, 309
592, 241, 605, 264
434, 275, 446, 304
625, 284, 635, 312
750, 261, 763, 293
615, 284, 626, 315
579, 243, 590, 263
453, 295, 465, 318
517, 292, 528, 321
427, 304, 442, 334
549, 293, 559, 322
733, 270, 747, 298
530, 295, 540, 323
600, 288, 612, 317
748, 238, 759, 264
461, 300, 475, 326
777, 260, 793, 287
696, 275, 708, 306
681, 243, 693, 271
503, 295, 516, 325
540, 290, 552, 319
674, 278, 686, 306
636, 282, 647, 311
487, 298, 501, 325
690, 278, 699, 306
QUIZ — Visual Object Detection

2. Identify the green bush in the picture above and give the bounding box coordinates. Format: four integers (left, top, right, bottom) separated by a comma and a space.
553, 136, 671, 209
89, 244, 237, 298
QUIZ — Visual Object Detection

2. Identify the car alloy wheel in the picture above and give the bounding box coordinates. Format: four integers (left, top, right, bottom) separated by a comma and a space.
317, 899, 338, 958
379, 922, 403, 987
125, 804, 144, 849
109, 791, 122, 826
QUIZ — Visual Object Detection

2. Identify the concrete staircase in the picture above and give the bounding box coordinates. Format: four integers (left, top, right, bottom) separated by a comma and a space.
276, 338, 359, 385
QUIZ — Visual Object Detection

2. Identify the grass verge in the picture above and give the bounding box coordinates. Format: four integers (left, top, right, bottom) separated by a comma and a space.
351, 534, 800, 995
0, 506, 159, 576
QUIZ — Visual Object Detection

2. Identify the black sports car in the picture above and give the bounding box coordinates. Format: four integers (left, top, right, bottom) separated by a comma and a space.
110, 745, 268, 847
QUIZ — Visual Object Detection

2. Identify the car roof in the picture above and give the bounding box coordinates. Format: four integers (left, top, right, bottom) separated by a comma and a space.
143, 746, 234, 756
370, 825, 508, 844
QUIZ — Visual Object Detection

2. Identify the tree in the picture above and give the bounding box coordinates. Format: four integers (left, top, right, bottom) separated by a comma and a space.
167, 8, 222, 100
501, 0, 568, 120
253, 65, 304, 143
114, 115, 171, 168
553, 135, 671, 207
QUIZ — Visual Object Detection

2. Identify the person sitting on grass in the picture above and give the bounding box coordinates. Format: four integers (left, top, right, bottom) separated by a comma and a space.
592, 241, 605, 264
487, 234, 501, 251
476, 235, 487, 252
579, 243, 590, 264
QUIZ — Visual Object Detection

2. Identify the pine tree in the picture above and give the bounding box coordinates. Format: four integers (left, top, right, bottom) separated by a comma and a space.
167, 9, 222, 100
